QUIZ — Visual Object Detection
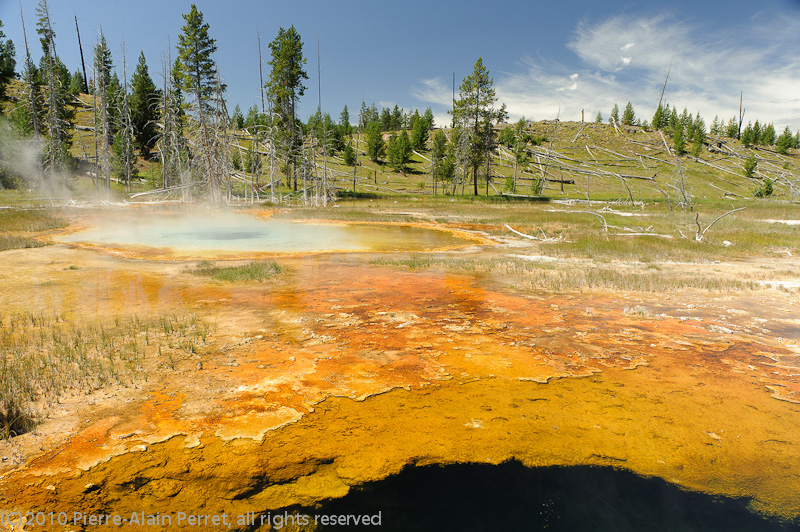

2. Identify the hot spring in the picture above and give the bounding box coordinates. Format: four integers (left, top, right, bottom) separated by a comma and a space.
56, 211, 477, 258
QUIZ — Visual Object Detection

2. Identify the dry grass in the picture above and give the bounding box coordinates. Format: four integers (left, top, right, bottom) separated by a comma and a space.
370, 255, 761, 293
0, 312, 211, 439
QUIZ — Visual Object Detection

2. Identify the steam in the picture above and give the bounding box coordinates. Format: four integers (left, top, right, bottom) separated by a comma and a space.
0, 117, 73, 199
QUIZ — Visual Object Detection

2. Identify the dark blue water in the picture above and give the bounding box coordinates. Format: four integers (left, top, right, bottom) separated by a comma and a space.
311, 462, 798, 531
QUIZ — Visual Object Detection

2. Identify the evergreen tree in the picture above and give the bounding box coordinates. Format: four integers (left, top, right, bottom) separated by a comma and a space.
176, 4, 221, 113
761, 123, 776, 145
725, 117, 738, 138
621, 102, 635, 125
380, 107, 392, 131
609, 103, 619, 124
595, 111, 602, 123
752, 121, 761, 145
244, 105, 258, 130
451, 57, 505, 195
741, 122, 753, 147
691, 132, 703, 157
0, 20, 16, 105
652, 104, 663, 131
68, 70, 84, 96
129, 51, 159, 157
422, 107, 435, 130
431, 129, 452, 191
358, 100, 369, 132
744, 155, 757, 178
112, 129, 136, 179
342, 141, 357, 166
431, 128, 447, 174
776, 126, 793, 154
710, 116, 721, 136
231, 104, 244, 129
366, 120, 384, 162
339, 105, 351, 137
673, 125, 685, 155
391, 105, 403, 130
410, 116, 428, 151
668, 107, 679, 133
679, 107, 690, 130
266, 25, 308, 190
408, 109, 420, 131
245, 145, 261, 174
35, 0, 73, 176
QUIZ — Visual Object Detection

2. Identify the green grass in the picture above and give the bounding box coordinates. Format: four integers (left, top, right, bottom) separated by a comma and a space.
193, 260, 285, 282
0, 209, 67, 232
0, 234, 46, 251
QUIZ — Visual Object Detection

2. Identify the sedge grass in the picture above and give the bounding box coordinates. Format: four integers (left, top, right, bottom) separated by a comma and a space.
0, 312, 211, 439
192, 260, 285, 282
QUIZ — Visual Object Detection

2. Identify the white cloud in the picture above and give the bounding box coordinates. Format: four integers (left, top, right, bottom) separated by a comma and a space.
411, 78, 453, 107
417, 13, 800, 130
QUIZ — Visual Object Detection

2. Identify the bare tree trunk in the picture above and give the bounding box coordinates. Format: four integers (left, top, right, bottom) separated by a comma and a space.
75, 15, 89, 94
19, 7, 43, 192
121, 40, 132, 193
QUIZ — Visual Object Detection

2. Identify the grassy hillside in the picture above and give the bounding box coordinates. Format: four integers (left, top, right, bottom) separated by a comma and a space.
2, 76, 798, 206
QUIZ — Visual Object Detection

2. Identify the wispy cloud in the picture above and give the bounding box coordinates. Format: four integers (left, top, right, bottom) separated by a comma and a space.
414, 13, 800, 130
411, 78, 453, 107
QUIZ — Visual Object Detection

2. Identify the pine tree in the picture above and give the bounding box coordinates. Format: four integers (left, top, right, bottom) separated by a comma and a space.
668, 108, 679, 133
231, 104, 244, 129
652, 104, 663, 131
176, 4, 226, 201
609, 103, 620, 124
176, 4, 221, 113
387, 129, 411, 173
366, 120, 384, 162
0, 20, 16, 105
744, 155, 757, 178
761, 123, 776, 145
776, 126, 793, 154
725, 117, 738, 138
342, 141, 356, 166
741, 122, 753, 147
595, 111, 602, 123
752, 121, 761, 145
266, 25, 308, 191
431, 128, 448, 191
380, 107, 392, 131
710, 116, 721, 136
410, 117, 428, 151
673, 125, 685, 155
451, 57, 505, 195
68, 70, 84, 96
422, 107, 435, 130
621, 102, 635, 125
391, 105, 403, 130
339, 105, 351, 137
130, 51, 159, 157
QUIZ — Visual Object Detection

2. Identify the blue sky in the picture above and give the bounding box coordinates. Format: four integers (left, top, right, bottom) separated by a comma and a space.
3, 0, 800, 130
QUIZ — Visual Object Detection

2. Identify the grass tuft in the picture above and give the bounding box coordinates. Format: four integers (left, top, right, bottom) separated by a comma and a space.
192, 260, 285, 282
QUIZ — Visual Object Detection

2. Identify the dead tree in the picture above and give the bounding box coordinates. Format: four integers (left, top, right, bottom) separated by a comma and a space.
19, 6, 43, 192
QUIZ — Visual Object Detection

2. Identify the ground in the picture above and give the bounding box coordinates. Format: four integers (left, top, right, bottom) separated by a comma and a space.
0, 201, 798, 531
